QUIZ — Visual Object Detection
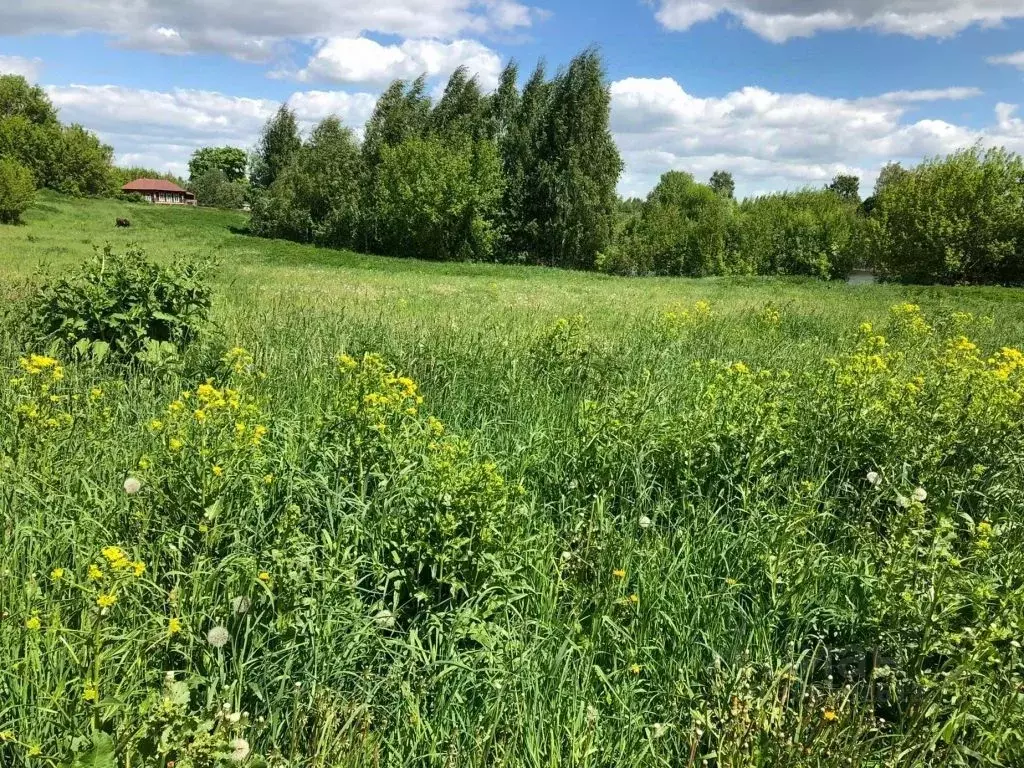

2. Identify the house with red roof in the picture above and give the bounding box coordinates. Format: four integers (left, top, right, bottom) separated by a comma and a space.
121, 178, 196, 206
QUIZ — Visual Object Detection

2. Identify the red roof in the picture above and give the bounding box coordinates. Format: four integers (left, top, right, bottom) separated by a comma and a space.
122, 178, 191, 194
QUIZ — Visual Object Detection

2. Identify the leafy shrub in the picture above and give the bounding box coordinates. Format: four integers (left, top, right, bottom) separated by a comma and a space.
18, 246, 214, 363
366, 135, 503, 261
0, 156, 35, 224
867, 146, 1024, 284
733, 189, 859, 278
190, 168, 248, 209
614, 171, 738, 276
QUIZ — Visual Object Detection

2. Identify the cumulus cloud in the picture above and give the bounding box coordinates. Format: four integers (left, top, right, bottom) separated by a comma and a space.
45, 84, 378, 176
0, 54, 43, 80
988, 51, 1024, 70
291, 38, 503, 89
609, 77, 1023, 197
654, 0, 1024, 42
1, 0, 543, 61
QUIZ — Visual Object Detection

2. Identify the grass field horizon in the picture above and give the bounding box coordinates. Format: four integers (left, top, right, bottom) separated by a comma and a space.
2, 194, 1023, 766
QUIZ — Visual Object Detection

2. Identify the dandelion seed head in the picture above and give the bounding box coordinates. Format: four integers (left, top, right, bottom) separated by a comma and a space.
638, 515, 652, 529
229, 737, 250, 762
207, 625, 230, 648
866, 471, 881, 487
123, 477, 142, 495
230, 596, 251, 615
913, 487, 927, 502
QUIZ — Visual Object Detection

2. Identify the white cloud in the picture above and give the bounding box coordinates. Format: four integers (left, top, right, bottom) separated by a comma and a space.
655, 0, 1024, 42
1, 0, 542, 61
988, 51, 1024, 70
610, 77, 1023, 198
0, 54, 42, 80
45, 84, 378, 176
292, 37, 502, 89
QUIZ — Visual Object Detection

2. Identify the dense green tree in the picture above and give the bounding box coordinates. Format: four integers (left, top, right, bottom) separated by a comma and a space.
53, 124, 114, 196
497, 62, 549, 261
429, 67, 486, 141
487, 61, 521, 144
828, 174, 861, 204
709, 170, 735, 199
617, 171, 737, 276
190, 168, 248, 209
188, 146, 248, 183
734, 190, 859, 278
0, 75, 113, 196
251, 105, 302, 191
531, 49, 622, 269
250, 116, 363, 246
367, 135, 503, 261
0, 115, 59, 184
0, 75, 58, 125
361, 76, 431, 174
0, 156, 35, 223
867, 146, 1024, 284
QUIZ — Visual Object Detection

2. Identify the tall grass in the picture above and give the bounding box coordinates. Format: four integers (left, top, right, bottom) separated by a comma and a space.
1, 197, 1023, 767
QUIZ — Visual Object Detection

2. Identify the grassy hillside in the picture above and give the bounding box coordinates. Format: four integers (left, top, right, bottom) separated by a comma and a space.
2, 195, 1024, 767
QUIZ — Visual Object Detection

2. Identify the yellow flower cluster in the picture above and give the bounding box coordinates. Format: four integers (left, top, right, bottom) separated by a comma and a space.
100, 546, 146, 576
661, 300, 712, 333
19, 354, 64, 379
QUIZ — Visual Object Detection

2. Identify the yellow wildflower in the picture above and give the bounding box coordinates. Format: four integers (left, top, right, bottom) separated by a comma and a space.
101, 546, 126, 564
258, 571, 271, 583
90, 388, 103, 400
628, 593, 639, 605
96, 593, 117, 608
252, 424, 268, 445
50, 567, 65, 582
169, 437, 183, 452
87, 564, 103, 581
263, 474, 275, 486
168, 617, 182, 636
148, 419, 164, 432
194, 409, 207, 423
25, 615, 41, 631
83, 687, 99, 702
822, 708, 839, 723
629, 664, 641, 675
212, 465, 224, 477
131, 561, 146, 577
612, 569, 626, 579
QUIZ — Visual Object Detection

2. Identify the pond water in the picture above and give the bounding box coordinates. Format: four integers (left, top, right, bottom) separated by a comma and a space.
847, 269, 877, 286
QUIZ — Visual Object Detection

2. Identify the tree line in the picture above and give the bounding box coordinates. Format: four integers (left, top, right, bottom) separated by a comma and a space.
244, 49, 1024, 285
249, 49, 622, 269
2, 62, 1023, 285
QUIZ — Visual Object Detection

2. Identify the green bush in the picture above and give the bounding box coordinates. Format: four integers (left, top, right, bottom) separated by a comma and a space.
18, 246, 215, 363
615, 171, 738, 276
733, 189, 859, 278
0, 156, 35, 224
867, 146, 1024, 284
366, 135, 503, 261
190, 168, 248, 209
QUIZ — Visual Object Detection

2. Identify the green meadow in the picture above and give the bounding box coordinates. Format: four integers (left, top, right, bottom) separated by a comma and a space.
1, 194, 1023, 767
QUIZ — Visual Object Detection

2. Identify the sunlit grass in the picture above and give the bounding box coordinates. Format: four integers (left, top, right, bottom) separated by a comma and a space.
1, 195, 1023, 767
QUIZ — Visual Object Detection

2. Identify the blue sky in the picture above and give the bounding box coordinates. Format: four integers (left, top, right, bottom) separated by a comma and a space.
1, 0, 1023, 197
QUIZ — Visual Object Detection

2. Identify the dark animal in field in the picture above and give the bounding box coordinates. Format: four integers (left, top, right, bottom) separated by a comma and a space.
116, 218, 131, 228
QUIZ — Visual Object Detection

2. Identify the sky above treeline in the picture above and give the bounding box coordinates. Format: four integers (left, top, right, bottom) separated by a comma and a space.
1, 0, 1023, 198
